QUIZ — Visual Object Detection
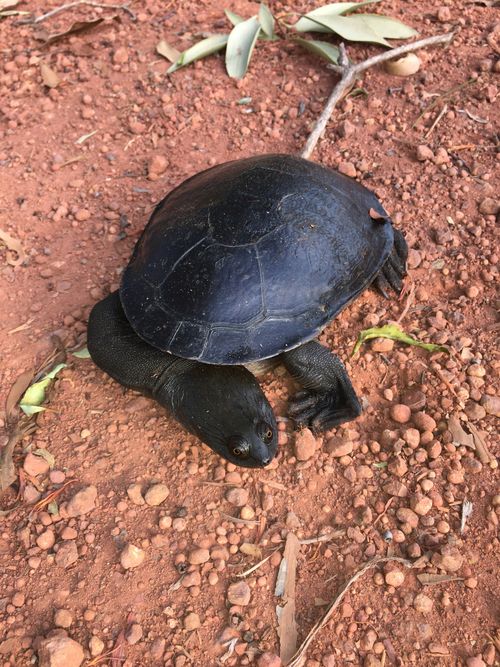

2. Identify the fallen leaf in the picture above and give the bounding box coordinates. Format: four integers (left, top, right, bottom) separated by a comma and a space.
33, 448, 55, 469
40, 62, 60, 88
305, 14, 391, 46
5, 369, 34, 423
225, 16, 261, 79
34, 17, 108, 45
19, 363, 66, 415
0, 0, 19, 9
416, 573, 464, 585
156, 39, 181, 63
294, 1, 381, 32
0, 228, 26, 266
448, 415, 474, 448
460, 499, 473, 533
72, 346, 91, 359
258, 3, 275, 38
240, 542, 262, 559
47, 500, 59, 515
293, 37, 340, 64
352, 323, 449, 357
167, 34, 229, 73
276, 532, 299, 664
225, 9, 244, 26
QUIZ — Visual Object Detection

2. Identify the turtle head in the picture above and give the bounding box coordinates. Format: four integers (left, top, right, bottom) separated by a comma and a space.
168, 364, 278, 469
217, 378, 278, 468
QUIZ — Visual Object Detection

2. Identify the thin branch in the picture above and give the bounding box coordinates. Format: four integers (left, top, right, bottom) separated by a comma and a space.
301, 32, 455, 160
31, 0, 136, 24
287, 556, 412, 667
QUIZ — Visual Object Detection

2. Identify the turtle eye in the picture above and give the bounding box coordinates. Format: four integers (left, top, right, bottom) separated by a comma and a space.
228, 437, 250, 459
258, 421, 274, 444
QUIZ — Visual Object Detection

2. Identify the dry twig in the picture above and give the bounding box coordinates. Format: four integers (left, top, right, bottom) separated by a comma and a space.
301, 32, 454, 159
30, 0, 135, 23
287, 556, 411, 666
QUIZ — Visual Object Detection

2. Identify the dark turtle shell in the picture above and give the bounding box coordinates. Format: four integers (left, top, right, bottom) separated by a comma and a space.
120, 154, 394, 364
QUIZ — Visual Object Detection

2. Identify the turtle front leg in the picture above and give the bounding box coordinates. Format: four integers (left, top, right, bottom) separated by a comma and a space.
373, 228, 408, 298
281, 341, 361, 432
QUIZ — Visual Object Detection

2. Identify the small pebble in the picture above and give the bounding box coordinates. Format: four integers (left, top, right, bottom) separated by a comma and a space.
338, 161, 356, 178
23, 452, 50, 477
38, 636, 84, 667
325, 436, 353, 457
390, 404, 411, 423
188, 547, 210, 565
120, 543, 146, 569
127, 483, 145, 505
225, 487, 249, 507
144, 483, 169, 506
294, 428, 317, 460
37, 530, 55, 550
126, 623, 143, 645
54, 609, 73, 628
89, 636, 104, 657
183, 612, 201, 631
66, 486, 97, 517
416, 145, 434, 161
413, 593, 433, 613
384, 569, 405, 587
227, 581, 251, 606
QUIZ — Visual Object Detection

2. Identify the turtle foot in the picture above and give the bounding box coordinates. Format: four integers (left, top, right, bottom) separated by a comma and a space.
374, 228, 408, 298
288, 388, 361, 432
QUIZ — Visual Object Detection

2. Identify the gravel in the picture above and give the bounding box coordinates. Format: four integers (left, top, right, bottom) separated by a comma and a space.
120, 543, 146, 569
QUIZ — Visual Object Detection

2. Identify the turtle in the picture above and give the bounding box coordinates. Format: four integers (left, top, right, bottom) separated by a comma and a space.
87, 154, 407, 468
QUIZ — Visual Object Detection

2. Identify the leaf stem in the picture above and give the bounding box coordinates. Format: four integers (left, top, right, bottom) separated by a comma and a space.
301, 31, 455, 160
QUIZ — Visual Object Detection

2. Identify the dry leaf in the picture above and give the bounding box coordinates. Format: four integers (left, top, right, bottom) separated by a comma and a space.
5, 369, 34, 423
448, 415, 492, 463
0, 228, 26, 266
34, 17, 108, 45
416, 573, 464, 585
448, 415, 474, 448
40, 62, 60, 88
369, 207, 387, 221
0, 0, 19, 9
240, 542, 262, 559
277, 532, 299, 664
156, 39, 181, 63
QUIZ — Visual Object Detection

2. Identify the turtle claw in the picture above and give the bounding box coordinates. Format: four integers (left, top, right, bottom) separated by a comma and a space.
373, 228, 408, 298
288, 389, 361, 433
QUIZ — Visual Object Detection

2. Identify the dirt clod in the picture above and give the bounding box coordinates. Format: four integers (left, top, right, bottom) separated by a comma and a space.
120, 543, 146, 569
38, 636, 84, 667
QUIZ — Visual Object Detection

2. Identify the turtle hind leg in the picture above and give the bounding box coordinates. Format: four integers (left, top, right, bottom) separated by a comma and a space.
373, 228, 408, 298
281, 341, 362, 432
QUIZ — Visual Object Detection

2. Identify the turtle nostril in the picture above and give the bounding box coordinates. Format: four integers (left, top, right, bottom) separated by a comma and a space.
261, 457, 270, 466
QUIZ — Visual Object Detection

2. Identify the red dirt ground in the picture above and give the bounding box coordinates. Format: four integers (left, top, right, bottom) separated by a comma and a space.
0, 1, 498, 666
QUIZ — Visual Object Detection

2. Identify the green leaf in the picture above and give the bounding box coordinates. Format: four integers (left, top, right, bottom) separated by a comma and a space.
294, 1, 381, 32
258, 3, 275, 37
237, 96, 253, 104
293, 37, 340, 64
47, 500, 59, 515
19, 363, 66, 415
373, 461, 388, 469
225, 9, 245, 26
357, 14, 417, 39
34, 448, 56, 469
351, 324, 449, 358
72, 346, 91, 359
167, 34, 229, 73
225, 16, 261, 79
306, 14, 390, 46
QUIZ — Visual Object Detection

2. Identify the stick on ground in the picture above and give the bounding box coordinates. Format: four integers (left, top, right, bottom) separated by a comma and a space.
301, 32, 455, 160
30, 0, 136, 24
286, 556, 411, 666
